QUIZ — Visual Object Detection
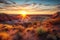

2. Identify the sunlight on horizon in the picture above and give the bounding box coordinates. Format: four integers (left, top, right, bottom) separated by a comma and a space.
0, 10, 57, 15
20, 11, 28, 18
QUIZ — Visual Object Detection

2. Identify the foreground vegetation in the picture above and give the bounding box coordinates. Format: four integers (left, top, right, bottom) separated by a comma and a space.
0, 12, 60, 40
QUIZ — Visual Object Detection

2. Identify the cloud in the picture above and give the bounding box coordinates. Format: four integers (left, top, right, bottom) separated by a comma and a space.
0, 2, 59, 15
57, 5, 60, 10
0, 0, 9, 4
22, 3, 59, 11
0, 0, 16, 4
0, 3, 59, 11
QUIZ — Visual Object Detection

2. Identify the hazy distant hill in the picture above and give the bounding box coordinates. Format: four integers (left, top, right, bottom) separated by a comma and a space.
0, 12, 59, 24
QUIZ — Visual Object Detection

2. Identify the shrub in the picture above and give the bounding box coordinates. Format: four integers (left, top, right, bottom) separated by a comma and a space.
36, 27, 47, 36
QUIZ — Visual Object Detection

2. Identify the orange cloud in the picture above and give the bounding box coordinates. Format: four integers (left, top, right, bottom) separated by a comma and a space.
0, 3, 59, 14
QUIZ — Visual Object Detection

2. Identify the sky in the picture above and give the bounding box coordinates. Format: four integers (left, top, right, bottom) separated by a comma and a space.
0, 0, 60, 14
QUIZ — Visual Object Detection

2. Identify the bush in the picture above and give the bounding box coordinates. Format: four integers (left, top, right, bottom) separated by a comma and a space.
36, 27, 47, 36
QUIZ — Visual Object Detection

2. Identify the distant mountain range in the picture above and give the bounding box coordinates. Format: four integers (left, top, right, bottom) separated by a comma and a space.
0, 12, 60, 23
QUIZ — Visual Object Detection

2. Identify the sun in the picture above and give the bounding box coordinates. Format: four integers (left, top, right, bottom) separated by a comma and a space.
20, 11, 27, 18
